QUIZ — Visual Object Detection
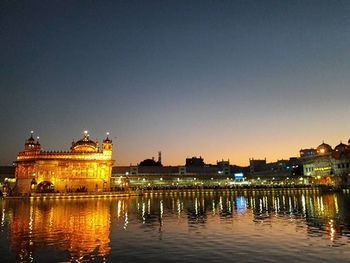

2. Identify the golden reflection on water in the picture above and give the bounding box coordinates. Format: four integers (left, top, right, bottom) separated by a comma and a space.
2, 190, 350, 262
4, 199, 118, 262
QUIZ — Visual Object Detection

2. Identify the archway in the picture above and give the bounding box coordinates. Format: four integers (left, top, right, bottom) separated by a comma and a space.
36, 181, 55, 193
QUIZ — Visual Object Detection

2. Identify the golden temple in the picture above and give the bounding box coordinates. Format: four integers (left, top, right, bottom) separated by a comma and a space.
15, 131, 114, 194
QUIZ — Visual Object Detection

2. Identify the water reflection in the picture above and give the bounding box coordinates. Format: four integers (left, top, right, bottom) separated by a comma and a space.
2, 190, 350, 262
134, 190, 350, 244
3, 199, 113, 262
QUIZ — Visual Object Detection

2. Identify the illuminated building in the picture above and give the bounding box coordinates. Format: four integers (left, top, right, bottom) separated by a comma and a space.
111, 158, 236, 189
301, 140, 350, 185
15, 131, 114, 194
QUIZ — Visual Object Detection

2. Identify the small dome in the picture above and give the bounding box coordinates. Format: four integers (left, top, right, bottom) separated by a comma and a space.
26, 134, 35, 144
103, 132, 112, 144
24, 132, 41, 151
316, 142, 332, 155
335, 142, 348, 153
103, 136, 112, 144
103, 137, 112, 143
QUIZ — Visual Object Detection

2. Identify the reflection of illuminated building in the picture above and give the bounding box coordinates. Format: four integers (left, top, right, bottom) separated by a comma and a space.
15, 131, 114, 194
7, 200, 111, 261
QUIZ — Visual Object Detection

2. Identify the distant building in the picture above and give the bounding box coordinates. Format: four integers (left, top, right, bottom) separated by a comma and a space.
249, 158, 267, 174
111, 158, 235, 189
0, 166, 15, 181
14, 131, 114, 194
186, 156, 205, 167
0, 166, 16, 193
139, 152, 162, 166
300, 140, 350, 185
299, 148, 317, 158
217, 160, 230, 176
247, 157, 303, 185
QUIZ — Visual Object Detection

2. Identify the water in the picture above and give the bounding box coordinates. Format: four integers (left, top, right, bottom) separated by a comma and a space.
2, 189, 350, 262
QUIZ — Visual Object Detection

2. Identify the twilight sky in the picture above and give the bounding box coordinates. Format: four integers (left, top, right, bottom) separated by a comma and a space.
1, 0, 350, 166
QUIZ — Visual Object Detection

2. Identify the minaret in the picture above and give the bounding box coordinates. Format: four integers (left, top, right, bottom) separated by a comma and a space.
158, 151, 162, 164
102, 132, 113, 157
24, 131, 36, 151
34, 136, 42, 151
24, 131, 41, 153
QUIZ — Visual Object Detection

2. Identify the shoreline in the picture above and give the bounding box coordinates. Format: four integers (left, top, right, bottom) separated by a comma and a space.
3, 190, 142, 200
140, 185, 348, 195
3, 185, 350, 200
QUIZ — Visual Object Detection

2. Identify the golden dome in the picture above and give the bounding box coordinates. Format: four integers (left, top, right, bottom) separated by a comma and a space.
316, 142, 332, 155
71, 132, 98, 153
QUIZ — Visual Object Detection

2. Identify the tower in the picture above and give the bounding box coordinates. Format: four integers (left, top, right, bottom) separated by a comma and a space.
24, 131, 41, 152
102, 132, 113, 157
158, 151, 162, 164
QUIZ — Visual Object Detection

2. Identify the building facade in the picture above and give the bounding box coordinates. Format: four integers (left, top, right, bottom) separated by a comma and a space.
111, 159, 234, 189
14, 131, 114, 194
300, 141, 350, 185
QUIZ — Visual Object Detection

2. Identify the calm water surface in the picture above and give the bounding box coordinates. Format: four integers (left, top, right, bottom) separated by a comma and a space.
2, 189, 350, 262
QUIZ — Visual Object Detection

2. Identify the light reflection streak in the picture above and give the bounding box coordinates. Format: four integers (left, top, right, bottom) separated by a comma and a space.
142, 202, 146, 223
276, 197, 280, 213
288, 197, 292, 213
29, 251, 33, 263
334, 196, 339, 214
259, 199, 263, 213
301, 194, 306, 216
117, 200, 121, 218
2, 208, 6, 228
160, 200, 163, 220
329, 219, 335, 242
123, 212, 128, 230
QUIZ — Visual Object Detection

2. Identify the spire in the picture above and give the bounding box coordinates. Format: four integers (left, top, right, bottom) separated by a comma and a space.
103, 132, 112, 143
25, 131, 40, 151
158, 151, 162, 164
83, 130, 89, 140
27, 131, 35, 142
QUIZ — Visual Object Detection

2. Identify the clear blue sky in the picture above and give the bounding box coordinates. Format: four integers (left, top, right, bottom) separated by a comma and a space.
1, 0, 350, 166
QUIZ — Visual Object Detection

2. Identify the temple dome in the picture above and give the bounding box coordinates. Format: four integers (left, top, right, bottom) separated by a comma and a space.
334, 142, 348, 153
316, 142, 332, 155
71, 132, 98, 152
